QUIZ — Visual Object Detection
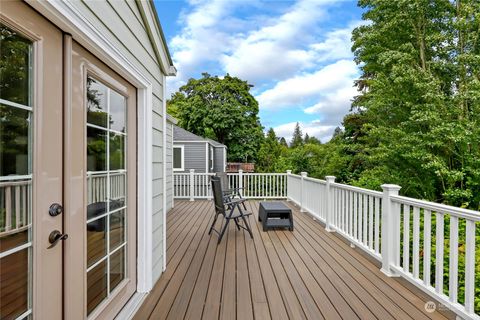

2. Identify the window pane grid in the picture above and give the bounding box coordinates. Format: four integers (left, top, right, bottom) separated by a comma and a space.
86, 77, 127, 315
1, 24, 33, 320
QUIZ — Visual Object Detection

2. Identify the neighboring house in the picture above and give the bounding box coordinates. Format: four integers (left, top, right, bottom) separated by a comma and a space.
0, 1, 175, 319
173, 126, 227, 173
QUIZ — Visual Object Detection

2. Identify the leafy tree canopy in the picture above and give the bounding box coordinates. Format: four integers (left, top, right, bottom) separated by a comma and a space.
168, 73, 264, 162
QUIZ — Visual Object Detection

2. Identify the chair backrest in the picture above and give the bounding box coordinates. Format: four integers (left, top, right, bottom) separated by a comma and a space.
211, 177, 225, 215
216, 172, 229, 191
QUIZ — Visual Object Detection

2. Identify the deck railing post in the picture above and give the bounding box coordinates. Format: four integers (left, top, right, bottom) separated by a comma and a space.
238, 169, 244, 197
300, 172, 307, 212
380, 184, 401, 277
189, 169, 195, 201
286, 170, 292, 200
325, 176, 336, 232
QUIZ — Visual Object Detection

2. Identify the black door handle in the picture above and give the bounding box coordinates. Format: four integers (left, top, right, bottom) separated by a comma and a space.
48, 230, 68, 248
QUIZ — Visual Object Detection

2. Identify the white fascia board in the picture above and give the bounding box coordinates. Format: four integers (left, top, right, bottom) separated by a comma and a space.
136, 1, 176, 76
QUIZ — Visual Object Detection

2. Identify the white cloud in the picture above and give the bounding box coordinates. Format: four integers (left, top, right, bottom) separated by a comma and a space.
256, 59, 358, 109
167, 0, 353, 96
165, 0, 362, 138
303, 84, 358, 125
274, 120, 336, 143
222, 0, 330, 82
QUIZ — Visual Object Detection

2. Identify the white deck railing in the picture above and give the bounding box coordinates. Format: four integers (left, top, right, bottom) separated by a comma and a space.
87, 171, 126, 204
173, 170, 480, 318
0, 176, 31, 236
286, 172, 479, 320
173, 169, 287, 200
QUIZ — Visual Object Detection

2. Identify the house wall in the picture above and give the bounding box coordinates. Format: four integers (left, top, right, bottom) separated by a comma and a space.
174, 142, 208, 173
213, 147, 226, 173
166, 120, 174, 212
68, 0, 167, 283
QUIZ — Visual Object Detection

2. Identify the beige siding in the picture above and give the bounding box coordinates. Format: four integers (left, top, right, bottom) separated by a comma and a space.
70, 1, 168, 283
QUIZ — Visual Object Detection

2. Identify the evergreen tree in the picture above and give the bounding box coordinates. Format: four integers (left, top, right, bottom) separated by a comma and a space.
257, 128, 283, 172
279, 137, 288, 148
290, 122, 303, 148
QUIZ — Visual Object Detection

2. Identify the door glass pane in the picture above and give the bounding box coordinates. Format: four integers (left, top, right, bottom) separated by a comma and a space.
0, 24, 33, 320
109, 247, 125, 292
87, 260, 107, 315
109, 90, 125, 133
0, 25, 32, 105
86, 76, 127, 315
86, 78, 108, 128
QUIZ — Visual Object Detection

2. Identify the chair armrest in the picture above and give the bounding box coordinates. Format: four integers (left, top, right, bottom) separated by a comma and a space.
224, 198, 247, 206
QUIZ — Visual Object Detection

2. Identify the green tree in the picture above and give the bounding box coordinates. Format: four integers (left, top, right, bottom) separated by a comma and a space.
304, 134, 321, 145
290, 122, 303, 148
168, 73, 264, 162
257, 128, 283, 172
351, 0, 480, 206
279, 137, 288, 148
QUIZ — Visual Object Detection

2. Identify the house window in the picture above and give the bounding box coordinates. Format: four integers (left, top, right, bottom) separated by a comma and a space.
173, 146, 184, 171
210, 147, 214, 170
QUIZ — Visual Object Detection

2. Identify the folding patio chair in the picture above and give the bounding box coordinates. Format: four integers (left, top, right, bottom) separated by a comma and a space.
209, 176, 253, 243
216, 172, 246, 210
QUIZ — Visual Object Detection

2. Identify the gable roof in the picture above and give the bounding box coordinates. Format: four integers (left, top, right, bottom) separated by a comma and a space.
173, 125, 226, 148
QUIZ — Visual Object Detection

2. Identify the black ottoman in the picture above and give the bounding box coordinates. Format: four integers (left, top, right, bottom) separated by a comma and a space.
258, 202, 293, 231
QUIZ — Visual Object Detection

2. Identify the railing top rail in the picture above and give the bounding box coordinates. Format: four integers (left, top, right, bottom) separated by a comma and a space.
194, 173, 216, 176
234, 172, 287, 176
288, 174, 302, 179
331, 182, 383, 197
0, 180, 32, 187
0, 175, 32, 182
303, 176, 326, 184
391, 194, 480, 221
87, 170, 126, 176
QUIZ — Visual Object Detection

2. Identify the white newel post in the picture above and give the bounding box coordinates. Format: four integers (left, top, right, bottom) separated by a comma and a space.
189, 169, 195, 201
325, 176, 336, 232
380, 184, 401, 277
300, 172, 307, 212
286, 170, 292, 200
238, 169, 244, 197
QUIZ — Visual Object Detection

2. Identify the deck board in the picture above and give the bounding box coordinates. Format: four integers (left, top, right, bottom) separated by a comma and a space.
135, 200, 451, 320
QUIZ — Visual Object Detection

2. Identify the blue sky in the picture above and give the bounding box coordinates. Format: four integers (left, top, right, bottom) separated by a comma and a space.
154, 0, 364, 142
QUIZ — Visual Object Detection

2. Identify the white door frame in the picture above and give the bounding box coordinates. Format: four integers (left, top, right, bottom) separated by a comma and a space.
26, 1, 160, 298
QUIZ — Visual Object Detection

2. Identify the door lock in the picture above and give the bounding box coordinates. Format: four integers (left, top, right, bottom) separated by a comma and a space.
49, 203, 63, 216
48, 230, 68, 248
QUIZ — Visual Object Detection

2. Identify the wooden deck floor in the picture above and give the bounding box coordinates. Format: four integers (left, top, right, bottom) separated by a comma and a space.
134, 200, 451, 320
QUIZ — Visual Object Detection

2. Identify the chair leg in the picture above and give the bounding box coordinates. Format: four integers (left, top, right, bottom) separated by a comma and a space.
209, 212, 220, 235
234, 218, 241, 230
217, 217, 230, 243
241, 215, 253, 239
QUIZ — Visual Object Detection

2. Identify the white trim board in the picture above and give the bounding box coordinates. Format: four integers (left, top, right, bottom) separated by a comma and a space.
27, 0, 160, 295
172, 145, 185, 172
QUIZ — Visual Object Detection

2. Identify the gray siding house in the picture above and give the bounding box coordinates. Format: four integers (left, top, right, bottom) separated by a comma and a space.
173, 126, 227, 173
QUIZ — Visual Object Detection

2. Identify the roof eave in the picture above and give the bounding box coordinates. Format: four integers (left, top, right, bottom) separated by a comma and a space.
136, 0, 176, 76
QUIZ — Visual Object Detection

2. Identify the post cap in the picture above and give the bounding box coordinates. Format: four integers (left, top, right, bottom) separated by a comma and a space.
189, 169, 195, 173
238, 169, 243, 173
286, 170, 292, 174
381, 184, 401, 192
300, 172, 308, 177
325, 176, 336, 182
